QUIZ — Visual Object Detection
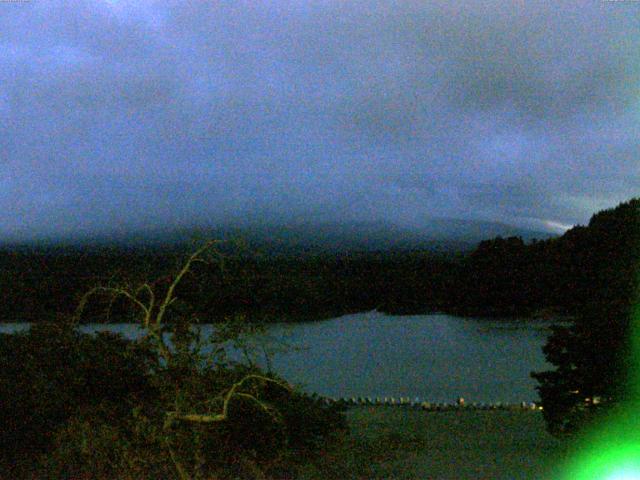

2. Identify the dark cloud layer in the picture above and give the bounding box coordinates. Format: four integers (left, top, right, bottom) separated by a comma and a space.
2, 0, 639, 241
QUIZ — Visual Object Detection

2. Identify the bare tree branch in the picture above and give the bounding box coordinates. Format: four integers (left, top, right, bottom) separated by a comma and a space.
75, 286, 151, 324
165, 374, 291, 426
164, 437, 192, 480
155, 240, 220, 327
73, 240, 295, 479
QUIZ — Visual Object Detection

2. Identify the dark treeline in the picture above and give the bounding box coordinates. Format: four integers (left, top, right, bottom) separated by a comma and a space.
452, 198, 640, 318
2, 197, 638, 323
0, 246, 459, 323
531, 198, 640, 436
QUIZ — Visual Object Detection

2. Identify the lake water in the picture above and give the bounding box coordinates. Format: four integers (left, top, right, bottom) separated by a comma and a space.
0, 311, 563, 403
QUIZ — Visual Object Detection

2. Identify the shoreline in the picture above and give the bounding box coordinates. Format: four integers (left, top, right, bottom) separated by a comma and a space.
0, 306, 575, 325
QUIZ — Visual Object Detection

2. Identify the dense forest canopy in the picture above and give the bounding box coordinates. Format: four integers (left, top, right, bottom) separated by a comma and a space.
1, 198, 638, 324
532, 197, 640, 435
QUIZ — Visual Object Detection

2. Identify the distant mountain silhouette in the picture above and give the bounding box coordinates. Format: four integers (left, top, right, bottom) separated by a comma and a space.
220, 219, 555, 254
4, 200, 636, 324
10, 218, 556, 254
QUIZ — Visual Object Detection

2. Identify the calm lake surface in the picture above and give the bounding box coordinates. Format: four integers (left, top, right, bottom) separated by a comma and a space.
1, 311, 564, 403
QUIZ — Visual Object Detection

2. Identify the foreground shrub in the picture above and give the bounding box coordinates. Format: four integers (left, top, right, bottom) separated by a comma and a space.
1, 241, 348, 479
41, 368, 347, 479
0, 322, 155, 459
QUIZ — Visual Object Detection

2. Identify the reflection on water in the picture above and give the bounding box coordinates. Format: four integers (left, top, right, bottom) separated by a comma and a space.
0, 311, 566, 403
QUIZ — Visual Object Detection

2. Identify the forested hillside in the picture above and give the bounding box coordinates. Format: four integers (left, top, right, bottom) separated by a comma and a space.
452, 198, 640, 317
1, 198, 637, 323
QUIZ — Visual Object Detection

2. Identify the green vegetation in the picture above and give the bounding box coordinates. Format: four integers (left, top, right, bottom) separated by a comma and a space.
2, 198, 639, 477
0, 322, 347, 479
532, 198, 640, 436
0, 242, 347, 479
2, 199, 639, 324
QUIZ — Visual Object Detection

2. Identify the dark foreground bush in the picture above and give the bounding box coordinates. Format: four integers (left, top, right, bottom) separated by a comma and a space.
0, 322, 156, 457
0, 323, 347, 479
1, 242, 348, 478
41, 367, 347, 479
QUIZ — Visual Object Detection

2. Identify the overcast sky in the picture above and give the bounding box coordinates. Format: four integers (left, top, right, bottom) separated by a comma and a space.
2, 0, 639, 241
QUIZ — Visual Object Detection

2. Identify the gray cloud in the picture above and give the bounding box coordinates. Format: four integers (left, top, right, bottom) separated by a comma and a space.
2, 0, 639, 241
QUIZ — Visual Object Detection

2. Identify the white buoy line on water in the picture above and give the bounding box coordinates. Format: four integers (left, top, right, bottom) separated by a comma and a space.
319, 396, 542, 411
